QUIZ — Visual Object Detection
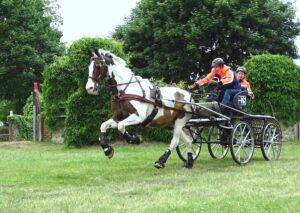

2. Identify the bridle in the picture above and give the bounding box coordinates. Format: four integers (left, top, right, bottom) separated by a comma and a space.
88, 55, 108, 84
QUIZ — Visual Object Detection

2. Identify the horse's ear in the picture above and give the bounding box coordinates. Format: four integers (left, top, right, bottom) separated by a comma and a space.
89, 50, 94, 57
94, 49, 100, 57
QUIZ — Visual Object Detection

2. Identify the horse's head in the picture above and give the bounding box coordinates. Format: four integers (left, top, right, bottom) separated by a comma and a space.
86, 50, 114, 95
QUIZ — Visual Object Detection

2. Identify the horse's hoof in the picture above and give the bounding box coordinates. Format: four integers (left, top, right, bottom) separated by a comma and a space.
131, 134, 141, 144
154, 161, 165, 169
104, 147, 114, 159
184, 153, 194, 169
184, 161, 194, 169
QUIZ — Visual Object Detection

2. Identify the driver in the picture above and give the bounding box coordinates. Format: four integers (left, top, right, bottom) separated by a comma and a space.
236, 67, 254, 98
188, 58, 241, 108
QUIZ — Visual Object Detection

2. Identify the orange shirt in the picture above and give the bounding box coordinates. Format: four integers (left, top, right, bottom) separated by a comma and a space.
196, 65, 234, 86
240, 79, 253, 96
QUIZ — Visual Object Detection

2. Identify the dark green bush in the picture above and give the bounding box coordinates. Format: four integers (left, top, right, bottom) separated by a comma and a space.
244, 54, 300, 125
0, 100, 15, 121
7, 95, 34, 140
64, 88, 114, 147
43, 56, 76, 130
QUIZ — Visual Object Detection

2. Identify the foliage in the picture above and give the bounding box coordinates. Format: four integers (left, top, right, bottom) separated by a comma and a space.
0, 0, 64, 112
7, 115, 32, 140
0, 125, 8, 134
42, 56, 76, 130
113, 0, 300, 82
244, 54, 300, 125
0, 99, 15, 121
22, 94, 33, 132
64, 88, 112, 147
6, 95, 34, 140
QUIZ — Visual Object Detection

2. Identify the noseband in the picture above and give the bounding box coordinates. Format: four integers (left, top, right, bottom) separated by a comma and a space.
89, 57, 108, 84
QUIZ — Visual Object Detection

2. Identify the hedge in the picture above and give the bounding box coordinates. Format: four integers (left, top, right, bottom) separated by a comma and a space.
7, 94, 33, 140
43, 56, 76, 130
244, 54, 300, 125
0, 99, 15, 121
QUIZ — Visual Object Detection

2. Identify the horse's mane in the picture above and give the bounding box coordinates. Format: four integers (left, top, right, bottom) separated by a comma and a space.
98, 49, 127, 68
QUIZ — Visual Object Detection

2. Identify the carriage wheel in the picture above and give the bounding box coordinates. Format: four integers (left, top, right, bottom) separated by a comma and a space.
261, 121, 282, 161
176, 127, 205, 162
207, 126, 229, 159
230, 121, 255, 165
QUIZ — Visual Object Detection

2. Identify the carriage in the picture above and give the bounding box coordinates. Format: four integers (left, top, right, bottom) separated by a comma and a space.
176, 87, 283, 165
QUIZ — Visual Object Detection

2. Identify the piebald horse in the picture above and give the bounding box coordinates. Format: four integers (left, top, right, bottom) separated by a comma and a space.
85, 49, 195, 168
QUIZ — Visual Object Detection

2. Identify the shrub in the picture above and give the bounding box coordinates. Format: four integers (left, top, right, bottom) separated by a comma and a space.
244, 54, 300, 125
0, 100, 15, 121
7, 95, 34, 140
43, 56, 76, 130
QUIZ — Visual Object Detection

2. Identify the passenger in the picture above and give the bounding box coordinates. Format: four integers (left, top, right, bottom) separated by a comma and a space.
236, 67, 254, 98
188, 58, 241, 108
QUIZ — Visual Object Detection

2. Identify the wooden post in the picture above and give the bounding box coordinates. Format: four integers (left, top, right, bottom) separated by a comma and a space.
33, 83, 42, 141
295, 122, 300, 140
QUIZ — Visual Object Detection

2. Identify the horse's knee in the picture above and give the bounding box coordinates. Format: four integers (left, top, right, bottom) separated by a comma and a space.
100, 122, 108, 132
117, 122, 125, 133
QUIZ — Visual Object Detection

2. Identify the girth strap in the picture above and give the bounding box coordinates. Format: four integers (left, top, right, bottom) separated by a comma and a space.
141, 107, 159, 126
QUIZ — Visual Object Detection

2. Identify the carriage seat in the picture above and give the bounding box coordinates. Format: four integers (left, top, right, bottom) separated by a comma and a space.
232, 91, 249, 110
150, 82, 162, 105
207, 90, 249, 110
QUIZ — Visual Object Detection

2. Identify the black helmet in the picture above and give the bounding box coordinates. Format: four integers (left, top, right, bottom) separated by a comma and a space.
211, 58, 225, 68
236, 66, 246, 74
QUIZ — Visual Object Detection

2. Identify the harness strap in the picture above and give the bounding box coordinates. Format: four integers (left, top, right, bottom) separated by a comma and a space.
122, 74, 134, 92
118, 94, 194, 115
135, 76, 146, 98
141, 107, 159, 126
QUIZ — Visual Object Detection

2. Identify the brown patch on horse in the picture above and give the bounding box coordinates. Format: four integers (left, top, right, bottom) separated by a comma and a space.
111, 96, 138, 122
150, 91, 186, 127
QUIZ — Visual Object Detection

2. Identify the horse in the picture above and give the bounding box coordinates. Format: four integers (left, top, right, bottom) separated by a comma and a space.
85, 49, 195, 169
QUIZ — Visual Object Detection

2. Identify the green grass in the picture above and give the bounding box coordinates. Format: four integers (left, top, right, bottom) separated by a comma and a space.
0, 141, 299, 212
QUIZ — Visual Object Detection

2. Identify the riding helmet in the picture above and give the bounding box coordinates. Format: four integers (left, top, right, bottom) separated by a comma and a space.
236, 66, 246, 74
211, 58, 225, 68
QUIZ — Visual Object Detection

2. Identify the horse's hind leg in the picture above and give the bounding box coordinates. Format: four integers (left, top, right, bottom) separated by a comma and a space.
99, 118, 118, 158
154, 118, 186, 169
180, 130, 194, 168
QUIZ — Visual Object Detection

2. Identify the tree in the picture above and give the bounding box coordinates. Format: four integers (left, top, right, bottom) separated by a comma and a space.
0, 0, 64, 112
113, 0, 300, 82
244, 54, 300, 125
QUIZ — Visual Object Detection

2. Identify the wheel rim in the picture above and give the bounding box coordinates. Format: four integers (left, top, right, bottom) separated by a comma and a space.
231, 122, 254, 164
208, 127, 229, 159
262, 123, 282, 160
176, 127, 204, 161
177, 140, 201, 160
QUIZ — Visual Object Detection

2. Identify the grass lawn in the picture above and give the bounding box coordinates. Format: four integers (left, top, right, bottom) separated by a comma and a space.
0, 140, 299, 212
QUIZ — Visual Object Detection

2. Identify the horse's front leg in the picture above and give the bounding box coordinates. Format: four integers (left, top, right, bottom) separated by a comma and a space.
99, 118, 118, 158
117, 113, 144, 144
